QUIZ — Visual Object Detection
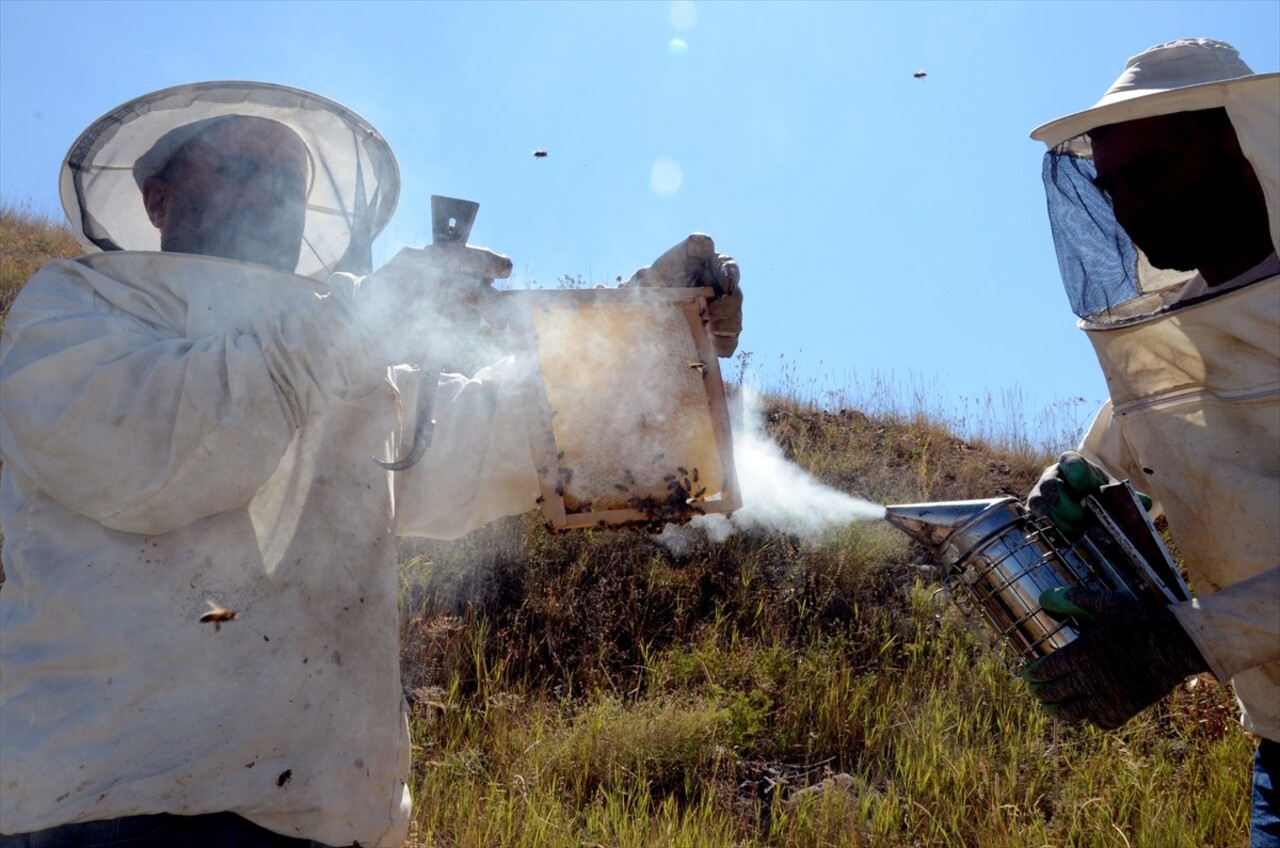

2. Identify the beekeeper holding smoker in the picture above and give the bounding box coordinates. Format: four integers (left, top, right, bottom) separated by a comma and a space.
1019, 40, 1279, 843
0, 82, 742, 847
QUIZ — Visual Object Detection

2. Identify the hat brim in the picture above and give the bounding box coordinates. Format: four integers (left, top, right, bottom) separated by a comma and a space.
1031, 72, 1280, 148
60, 81, 399, 279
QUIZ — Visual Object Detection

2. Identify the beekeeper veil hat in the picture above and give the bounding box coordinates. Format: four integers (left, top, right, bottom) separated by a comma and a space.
61, 81, 399, 279
1031, 39, 1280, 327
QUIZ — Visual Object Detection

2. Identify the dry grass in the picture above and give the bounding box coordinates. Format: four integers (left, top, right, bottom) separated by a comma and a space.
1, 201, 82, 333
399, 399, 1252, 847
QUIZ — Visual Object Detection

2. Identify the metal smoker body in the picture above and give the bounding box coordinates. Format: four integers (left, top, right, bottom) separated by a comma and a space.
885, 481, 1191, 668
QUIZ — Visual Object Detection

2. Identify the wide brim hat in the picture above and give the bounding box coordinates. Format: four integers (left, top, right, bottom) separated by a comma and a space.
1031, 38, 1280, 149
60, 81, 399, 278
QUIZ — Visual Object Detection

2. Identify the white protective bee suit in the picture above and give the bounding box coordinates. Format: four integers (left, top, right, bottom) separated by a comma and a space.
0, 84, 538, 845
1033, 40, 1280, 742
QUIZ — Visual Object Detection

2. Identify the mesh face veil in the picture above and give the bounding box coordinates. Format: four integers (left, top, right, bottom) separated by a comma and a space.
60, 81, 400, 279
1042, 133, 1198, 326
1032, 40, 1280, 328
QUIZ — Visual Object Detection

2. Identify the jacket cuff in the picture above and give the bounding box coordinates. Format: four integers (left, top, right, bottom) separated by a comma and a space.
1170, 566, 1280, 683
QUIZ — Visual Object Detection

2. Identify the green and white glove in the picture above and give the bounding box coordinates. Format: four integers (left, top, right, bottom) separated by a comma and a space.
1019, 586, 1207, 730
1027, 451, 1151, 539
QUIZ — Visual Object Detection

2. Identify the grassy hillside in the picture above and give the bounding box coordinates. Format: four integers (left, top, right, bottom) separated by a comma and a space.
398, 407, 1249, 847
1, 202, 82, 334
0, 204, 1254, 846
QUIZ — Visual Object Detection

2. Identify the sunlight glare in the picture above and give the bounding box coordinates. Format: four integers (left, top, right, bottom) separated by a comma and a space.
668, 1, 697, 31
649, 158, 683, 197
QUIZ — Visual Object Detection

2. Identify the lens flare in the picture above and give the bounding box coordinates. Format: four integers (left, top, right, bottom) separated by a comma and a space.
649, 158, 683, 197
669, 0, 697, 30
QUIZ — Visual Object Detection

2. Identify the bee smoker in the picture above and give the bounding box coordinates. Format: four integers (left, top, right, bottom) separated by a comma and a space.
884, 481, 1191, 668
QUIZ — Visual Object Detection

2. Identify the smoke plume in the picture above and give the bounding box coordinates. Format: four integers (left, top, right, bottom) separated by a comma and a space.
658, 389, 884, 552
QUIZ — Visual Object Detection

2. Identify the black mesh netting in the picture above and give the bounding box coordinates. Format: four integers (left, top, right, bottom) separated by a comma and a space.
1042, 145, 1141, 320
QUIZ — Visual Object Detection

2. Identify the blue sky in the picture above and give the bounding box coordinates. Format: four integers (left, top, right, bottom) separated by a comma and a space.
2, 0, 1277, 446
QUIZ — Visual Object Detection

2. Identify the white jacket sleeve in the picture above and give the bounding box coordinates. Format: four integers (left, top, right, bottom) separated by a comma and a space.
1077, 400, 1166, 517
392, 357, 541, 539
0, 258, 385, 536
1173, 567, 1280, 682
1079, 399, 1280, 685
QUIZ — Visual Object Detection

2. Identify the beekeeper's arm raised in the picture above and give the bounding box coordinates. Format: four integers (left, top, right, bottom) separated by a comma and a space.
0, 256, 387, 537
372, 234, 744, 539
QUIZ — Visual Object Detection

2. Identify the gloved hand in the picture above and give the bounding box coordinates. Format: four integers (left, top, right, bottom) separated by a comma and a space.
625, 233, 743, 357
1027, 450, 1151, 539
1019, 586, 1207, 729
362, 243, 513, 363
375, 242, 512, 318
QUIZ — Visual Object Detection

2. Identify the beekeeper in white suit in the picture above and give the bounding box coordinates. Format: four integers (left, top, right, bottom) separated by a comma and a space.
1018, 40, 1279, 843
0, 82, 743, 847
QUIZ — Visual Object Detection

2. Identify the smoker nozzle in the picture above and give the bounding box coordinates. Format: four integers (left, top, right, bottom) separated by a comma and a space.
882, 498, 1012, 551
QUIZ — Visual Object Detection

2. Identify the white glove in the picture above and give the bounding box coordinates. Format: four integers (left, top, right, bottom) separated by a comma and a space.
626, 233, 743, 357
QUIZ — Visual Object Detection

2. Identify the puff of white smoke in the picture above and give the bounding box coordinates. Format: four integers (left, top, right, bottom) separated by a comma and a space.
658, 389, 884, 552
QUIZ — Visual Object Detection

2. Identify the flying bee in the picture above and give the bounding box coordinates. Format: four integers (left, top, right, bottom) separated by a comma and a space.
200, 601, 237, 633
